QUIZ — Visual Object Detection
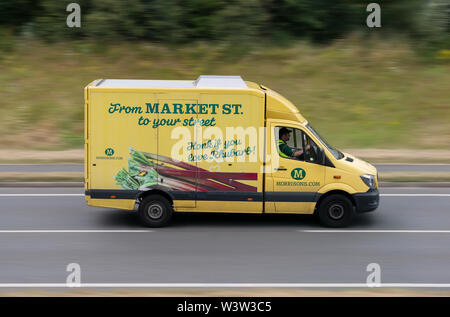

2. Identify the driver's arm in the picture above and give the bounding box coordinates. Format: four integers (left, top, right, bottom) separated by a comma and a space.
293, 149, 304, 157
279, 142, 295, 157
293, 144, 310, 157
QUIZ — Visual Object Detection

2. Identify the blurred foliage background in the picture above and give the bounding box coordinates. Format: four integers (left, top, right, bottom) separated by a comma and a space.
0, 0, 449, 150
1, 0, 448, 47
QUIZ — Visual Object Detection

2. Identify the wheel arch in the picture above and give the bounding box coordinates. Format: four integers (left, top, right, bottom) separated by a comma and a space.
315, 190, 356, 214
136, 187, 174, 207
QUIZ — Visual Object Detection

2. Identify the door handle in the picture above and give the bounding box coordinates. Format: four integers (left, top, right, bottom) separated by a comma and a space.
274, 167, 287, 171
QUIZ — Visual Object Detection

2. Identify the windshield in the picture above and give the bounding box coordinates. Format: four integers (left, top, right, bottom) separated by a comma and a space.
306, 124, 344, 160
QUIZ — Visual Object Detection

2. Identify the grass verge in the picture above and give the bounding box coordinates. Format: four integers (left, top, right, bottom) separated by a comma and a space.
0, 38, 449, 150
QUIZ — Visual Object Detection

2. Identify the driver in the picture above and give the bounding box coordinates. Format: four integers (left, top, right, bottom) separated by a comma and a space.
278, 127, 310, 159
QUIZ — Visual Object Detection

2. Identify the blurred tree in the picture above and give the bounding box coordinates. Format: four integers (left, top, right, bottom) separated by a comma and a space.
368, 0, 449, 52
266, 0, 360, 42
84, 0, 146, 40
143, 0, 186, 43
179, 0, 225, 40
32, 0, 88, 41
211, 0, 268, 42
0, 0, 446, 50
0, 0, 39, 28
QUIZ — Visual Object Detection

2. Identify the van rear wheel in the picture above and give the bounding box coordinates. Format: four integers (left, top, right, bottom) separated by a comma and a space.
138, 195, 173, 227
317, 194, 354, 228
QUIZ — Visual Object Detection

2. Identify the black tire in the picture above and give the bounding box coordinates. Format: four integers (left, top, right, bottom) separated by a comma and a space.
138, 194, 173, 227
317, 194, 354, 228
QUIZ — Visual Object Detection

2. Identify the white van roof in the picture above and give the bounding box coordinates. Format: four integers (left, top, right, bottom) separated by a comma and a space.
95, 75, 248, 89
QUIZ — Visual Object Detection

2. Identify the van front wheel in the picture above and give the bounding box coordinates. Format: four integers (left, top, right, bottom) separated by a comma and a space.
138, 195, 173, 227
317, 194, 354, 228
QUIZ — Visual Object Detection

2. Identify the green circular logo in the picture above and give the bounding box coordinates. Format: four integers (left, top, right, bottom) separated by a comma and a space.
291, 168, 306, 180
105, 148, 115, 156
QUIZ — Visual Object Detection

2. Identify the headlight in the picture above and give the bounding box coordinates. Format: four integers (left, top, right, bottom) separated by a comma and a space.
360, 174, 376, 189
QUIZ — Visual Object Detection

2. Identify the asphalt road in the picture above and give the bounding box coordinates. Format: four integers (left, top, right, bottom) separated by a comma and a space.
0, 187, 449, 285
1, 164, 450, 173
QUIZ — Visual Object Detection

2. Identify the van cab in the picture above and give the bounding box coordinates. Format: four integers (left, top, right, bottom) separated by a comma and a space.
84, 75, 379, 227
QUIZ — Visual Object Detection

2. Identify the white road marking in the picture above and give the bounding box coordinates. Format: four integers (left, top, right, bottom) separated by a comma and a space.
0, 230, 152, 233
300, 230, 450, 233
0, 283, 450, 288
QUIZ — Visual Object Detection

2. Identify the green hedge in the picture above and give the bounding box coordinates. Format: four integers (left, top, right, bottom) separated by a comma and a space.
0, 0, 448, 49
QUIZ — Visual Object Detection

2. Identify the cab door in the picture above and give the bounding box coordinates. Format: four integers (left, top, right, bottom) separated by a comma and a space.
265, 122, 324, 214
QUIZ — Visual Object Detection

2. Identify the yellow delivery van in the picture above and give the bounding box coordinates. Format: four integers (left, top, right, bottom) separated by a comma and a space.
84, 75, 379, 227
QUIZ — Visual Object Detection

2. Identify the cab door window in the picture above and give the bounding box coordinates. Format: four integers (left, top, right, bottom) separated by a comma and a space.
275, 126, 304, 160
302, 132, 320, 164
275, 126, 321, 165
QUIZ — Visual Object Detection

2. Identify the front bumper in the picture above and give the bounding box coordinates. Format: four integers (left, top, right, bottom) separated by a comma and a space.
353, 188, 379, 213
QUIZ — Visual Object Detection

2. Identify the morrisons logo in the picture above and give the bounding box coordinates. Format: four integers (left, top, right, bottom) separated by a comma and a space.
291, 168, 306, 180
96, 147, 122, 160
105, 148, 115, 156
